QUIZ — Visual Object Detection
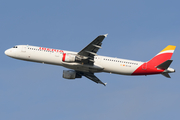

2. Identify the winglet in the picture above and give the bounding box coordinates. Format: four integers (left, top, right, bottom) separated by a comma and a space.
99, 81, 107, 86
104, 34, 108, 37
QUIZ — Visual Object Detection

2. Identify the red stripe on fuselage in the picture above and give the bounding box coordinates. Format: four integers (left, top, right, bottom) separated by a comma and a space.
132, 53, 173, 75
62, 53, 66, 62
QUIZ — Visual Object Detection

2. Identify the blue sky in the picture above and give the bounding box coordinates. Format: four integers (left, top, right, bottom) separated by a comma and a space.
1, 0, 180, 120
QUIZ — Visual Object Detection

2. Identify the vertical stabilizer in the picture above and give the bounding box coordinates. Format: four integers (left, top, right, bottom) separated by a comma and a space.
132, 45, 176, 75
147, 45, 176, 67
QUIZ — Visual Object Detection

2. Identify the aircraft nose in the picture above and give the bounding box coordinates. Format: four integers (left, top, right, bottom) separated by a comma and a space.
5, 49, 9, 55
5, 49, 12, 56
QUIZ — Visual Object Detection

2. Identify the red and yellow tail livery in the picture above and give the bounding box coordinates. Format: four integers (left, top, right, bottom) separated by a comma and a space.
132, 45, 176, 77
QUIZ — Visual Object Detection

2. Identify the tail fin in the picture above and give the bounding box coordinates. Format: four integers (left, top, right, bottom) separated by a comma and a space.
132, 45, 176, 76
147, 45, 176, 67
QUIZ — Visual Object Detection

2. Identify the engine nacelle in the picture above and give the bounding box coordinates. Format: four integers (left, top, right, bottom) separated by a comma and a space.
63, 70, 82, 79
62, 53, 76, 62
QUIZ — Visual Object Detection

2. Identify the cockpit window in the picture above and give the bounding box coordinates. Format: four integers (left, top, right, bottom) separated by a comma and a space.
13, 46, 18, 48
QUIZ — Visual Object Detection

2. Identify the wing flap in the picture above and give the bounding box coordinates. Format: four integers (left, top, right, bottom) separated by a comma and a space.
77, 34, 107, 65
78, 34, 107, 56
77, 72, 106, 86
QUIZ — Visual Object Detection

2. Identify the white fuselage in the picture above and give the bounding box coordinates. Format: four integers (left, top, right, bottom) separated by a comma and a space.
5, 45, 144, 75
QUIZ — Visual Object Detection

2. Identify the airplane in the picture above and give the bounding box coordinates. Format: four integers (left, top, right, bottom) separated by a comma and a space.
4, 34, 176, 86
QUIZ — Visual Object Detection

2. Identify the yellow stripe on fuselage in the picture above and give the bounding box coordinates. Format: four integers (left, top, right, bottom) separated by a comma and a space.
159, 45, 176, 53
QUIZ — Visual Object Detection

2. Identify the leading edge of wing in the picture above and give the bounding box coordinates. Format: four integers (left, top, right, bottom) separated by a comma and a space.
78, 34, 108, 56
77, 72, 106, 86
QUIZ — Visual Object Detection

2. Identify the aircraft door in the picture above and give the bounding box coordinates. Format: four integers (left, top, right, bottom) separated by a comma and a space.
55, 52, 60, 57
55, 52, 63, 62
142, 62, 147, 70
21, 46, 26, 52
97, 56, 101, 62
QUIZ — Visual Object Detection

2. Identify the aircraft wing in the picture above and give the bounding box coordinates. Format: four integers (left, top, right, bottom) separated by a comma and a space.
77, 72, 106, 86
77, 34, 107, 65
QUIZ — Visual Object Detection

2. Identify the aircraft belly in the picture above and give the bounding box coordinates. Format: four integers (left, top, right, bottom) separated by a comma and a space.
62, 63, 103, 73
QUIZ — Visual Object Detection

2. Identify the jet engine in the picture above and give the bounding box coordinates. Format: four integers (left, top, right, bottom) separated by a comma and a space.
63, 70, 82, 79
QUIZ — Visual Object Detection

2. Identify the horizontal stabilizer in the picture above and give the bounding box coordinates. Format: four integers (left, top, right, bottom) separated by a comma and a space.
156, 60, 173, 70
161, 72, 171, 78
